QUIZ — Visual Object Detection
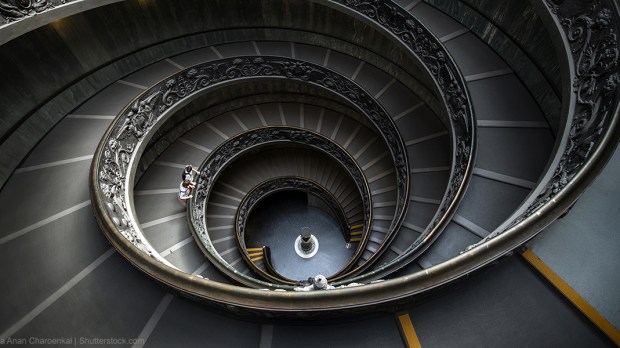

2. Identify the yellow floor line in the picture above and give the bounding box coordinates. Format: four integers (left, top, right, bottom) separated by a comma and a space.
397, 313, 422, 348
522, 249, 620, 346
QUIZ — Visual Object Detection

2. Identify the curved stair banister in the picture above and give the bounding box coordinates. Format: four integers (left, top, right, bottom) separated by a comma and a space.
17, 0, 618, 318
92, 55, 420, 289
18, 0, 478, 278
465, 0, 620, 248
136, 91, 376, 181
345, 0, 619, 288
348, 0, 620, 300
247, 246, 295, 285
321, 0, 476, 276
234, 176, 361, 284
6, 0, 478, 279
0, 0, 122, 45
262, 247, 289, 283
189, 127, 372, 288
86, 1, 484, 311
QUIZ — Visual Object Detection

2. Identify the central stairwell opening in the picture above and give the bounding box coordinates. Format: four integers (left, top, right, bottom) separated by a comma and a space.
245, 190, 353, 280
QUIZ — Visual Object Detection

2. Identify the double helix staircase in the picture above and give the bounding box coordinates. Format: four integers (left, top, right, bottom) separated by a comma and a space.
0, 0, 617, 346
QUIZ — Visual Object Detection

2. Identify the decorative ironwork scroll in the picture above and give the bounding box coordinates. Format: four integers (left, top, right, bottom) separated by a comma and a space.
0, 0, 55, 22
90, 6, 482, 283
86, 0, 618, 312
93, 56, 406, 288
520, 0, 619, 219
326, 0, 475, 271
317, 0, 475, 280
189, 127, 372, 287
467, 0, 620, 249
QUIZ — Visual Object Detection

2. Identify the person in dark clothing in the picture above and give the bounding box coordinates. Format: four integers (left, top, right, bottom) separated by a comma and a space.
182, 165, 200, 185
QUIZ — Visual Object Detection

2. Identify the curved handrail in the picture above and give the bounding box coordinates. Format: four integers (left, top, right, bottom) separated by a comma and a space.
335, 0, 620, 285
91, 55, 416, 288
261, 247, 294, 283
467, 0, 620, 247
20, 0, 477, 279
234, 176, 360, 284
321, 0, 476, 277
0, 0, 122, 46
87, 0, 484, 309
86, 0, 619, 316
188, 126, 372, 288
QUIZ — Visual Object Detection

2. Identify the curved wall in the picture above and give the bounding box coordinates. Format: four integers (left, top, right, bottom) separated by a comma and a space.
423, 0, 563, 133
136, 80, 375, 180
0, 0, 445, 188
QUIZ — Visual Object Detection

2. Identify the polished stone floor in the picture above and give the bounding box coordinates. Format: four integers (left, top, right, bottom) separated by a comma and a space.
245, 191, 354, 280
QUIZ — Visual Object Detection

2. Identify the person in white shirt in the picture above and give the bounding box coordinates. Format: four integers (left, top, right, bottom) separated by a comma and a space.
178, 179, 194, 204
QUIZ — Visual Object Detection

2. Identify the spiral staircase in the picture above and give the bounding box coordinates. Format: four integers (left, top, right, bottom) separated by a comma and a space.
0, 0, 619, 347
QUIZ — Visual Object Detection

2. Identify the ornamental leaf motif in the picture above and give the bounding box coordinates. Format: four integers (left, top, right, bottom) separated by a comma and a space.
0, 0, 54, 22
472, 0, 619, 247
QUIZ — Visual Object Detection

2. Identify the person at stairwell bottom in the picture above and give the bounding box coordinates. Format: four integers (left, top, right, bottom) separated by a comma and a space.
178, 179, 193, 204
182, 165, 200, 185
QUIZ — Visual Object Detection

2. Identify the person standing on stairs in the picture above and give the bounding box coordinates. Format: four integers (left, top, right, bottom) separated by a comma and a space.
178, 179, 194, 204
182, 164, 200, 185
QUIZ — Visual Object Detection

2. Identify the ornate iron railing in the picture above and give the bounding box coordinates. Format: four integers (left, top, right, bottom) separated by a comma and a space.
27, 0, 478, 280
465, 0, 620, 249
0, 0, 54, 22
0, 0, 121, 45
234, 176, 358, 284
84, 0, 619, 315
188, 127, 372, 288
86, 0, 482, 310
91, 55, 418, 286
343, 0, 619, 286
321, 0, 476, 276
321, 0, 619, 306
346, 0, 619, 301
